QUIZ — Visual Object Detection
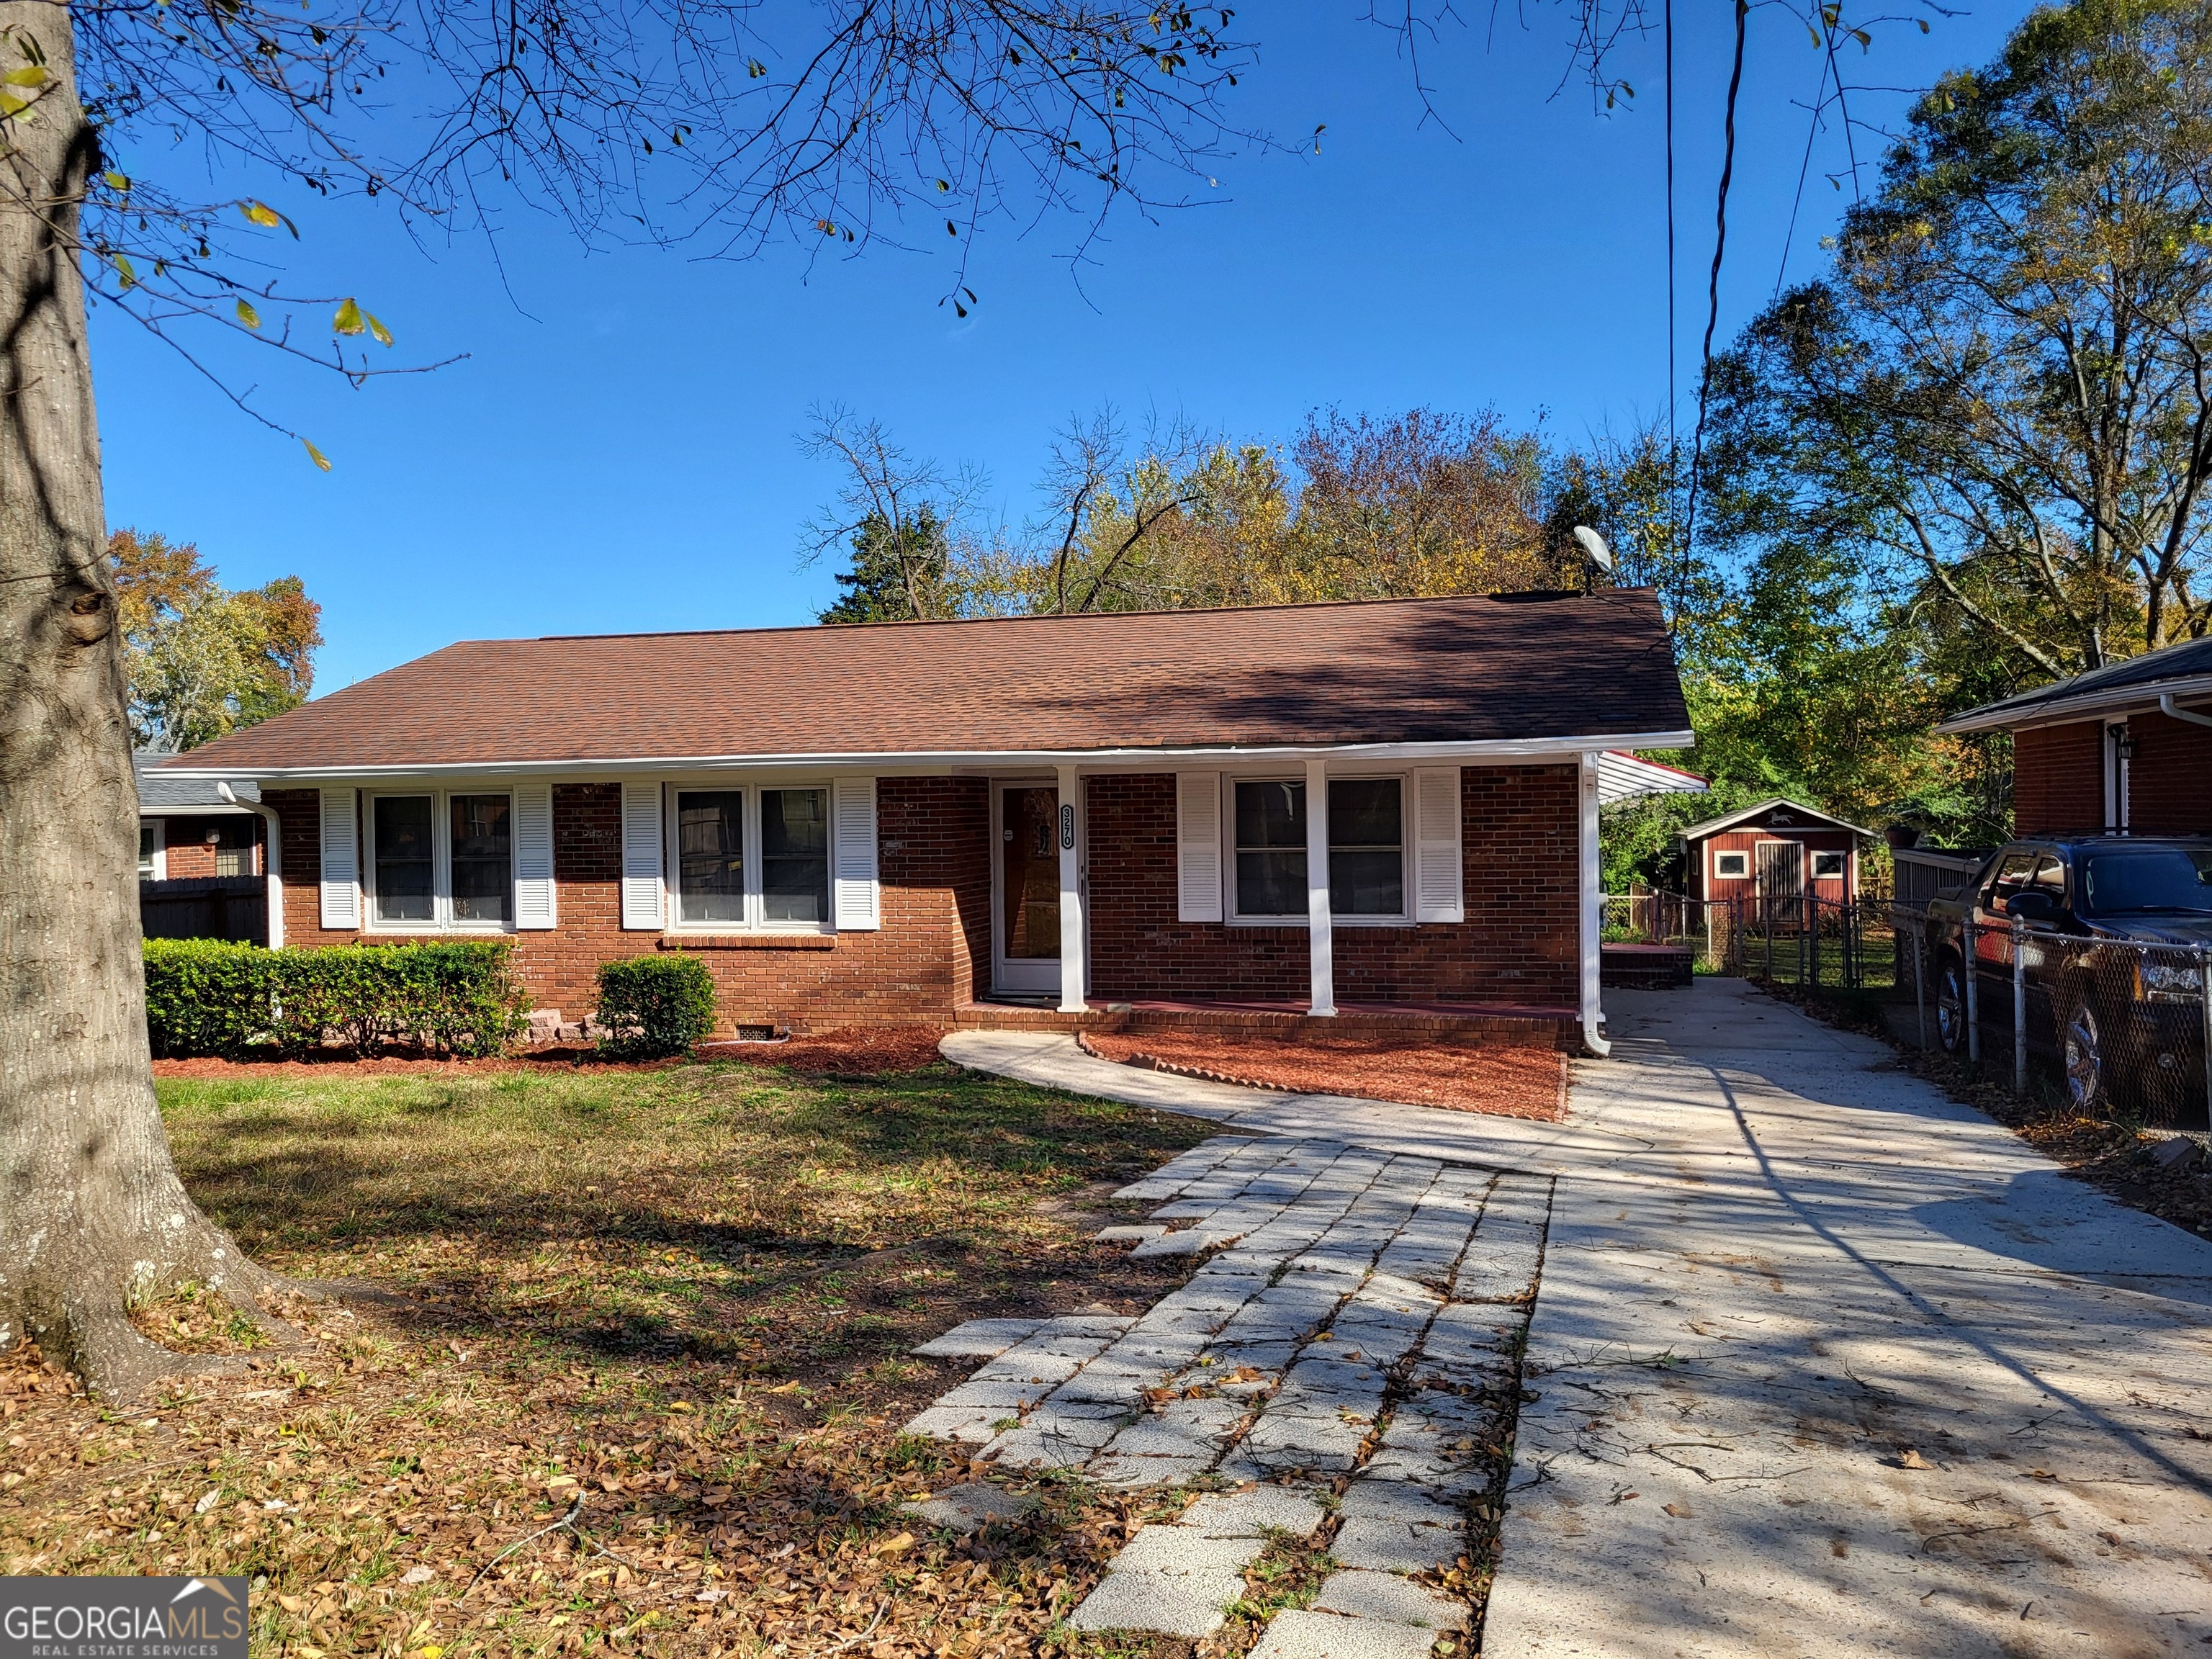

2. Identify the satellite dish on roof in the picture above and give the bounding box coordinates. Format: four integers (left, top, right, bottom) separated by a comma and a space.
1572, 526, 1615, 572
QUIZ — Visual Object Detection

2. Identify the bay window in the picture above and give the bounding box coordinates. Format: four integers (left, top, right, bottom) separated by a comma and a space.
670, 785, 832, 931
1230, 775, 1407, 922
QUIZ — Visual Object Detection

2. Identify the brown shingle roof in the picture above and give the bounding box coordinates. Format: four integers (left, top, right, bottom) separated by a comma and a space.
166, 590, 1689, 773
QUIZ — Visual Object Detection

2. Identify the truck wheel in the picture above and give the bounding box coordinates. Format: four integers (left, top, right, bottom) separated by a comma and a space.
2062, 1000, 2108, 1114
1936, 953, 1969, 1054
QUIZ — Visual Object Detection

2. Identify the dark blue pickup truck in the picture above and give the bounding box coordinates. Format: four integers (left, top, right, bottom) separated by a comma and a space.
1915, 835, 2212, 1121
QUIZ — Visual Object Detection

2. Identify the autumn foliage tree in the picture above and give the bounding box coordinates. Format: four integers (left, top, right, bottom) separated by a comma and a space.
110, 529, 323, 750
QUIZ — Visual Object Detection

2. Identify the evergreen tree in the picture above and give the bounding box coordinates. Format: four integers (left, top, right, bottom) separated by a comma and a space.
818, 510, 950, 624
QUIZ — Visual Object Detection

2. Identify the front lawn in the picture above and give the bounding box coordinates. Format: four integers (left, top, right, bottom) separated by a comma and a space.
0, 1051, 1215, 1658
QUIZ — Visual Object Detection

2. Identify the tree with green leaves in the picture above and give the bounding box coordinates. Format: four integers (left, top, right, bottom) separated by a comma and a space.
1706, 0, 2212, 688
819, 511, 952, 625
111, 529, 323, 750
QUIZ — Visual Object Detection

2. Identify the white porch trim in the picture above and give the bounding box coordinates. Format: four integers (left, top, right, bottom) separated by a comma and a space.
1580, 752, 1610, 1058
1305, 756, 1336, 1017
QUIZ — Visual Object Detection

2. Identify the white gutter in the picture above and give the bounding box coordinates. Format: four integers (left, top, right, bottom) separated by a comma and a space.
1578, 752, 1611, 1058
2159, 692, 2212, 732
216, 782, 283, 949
156, 729, 1699, 783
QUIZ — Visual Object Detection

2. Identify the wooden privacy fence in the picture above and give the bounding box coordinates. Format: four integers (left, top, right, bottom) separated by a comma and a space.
140, 876, 267, 945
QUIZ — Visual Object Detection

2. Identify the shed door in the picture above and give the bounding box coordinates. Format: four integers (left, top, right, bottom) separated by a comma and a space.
1756, 840, 1805, 910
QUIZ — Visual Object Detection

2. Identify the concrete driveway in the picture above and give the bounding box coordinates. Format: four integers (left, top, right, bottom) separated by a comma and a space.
943, 978, 2212, 1657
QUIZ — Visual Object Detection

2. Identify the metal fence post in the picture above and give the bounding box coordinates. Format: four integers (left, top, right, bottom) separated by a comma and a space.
2012, 915, 2028, 1096
1964, 917, 1980, 1065
1911, 919, 1927, 1051
2200, 944, 2211, 1125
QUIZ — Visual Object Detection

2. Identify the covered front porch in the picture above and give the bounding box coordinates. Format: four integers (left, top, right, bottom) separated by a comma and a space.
976, 750, 1657, 1056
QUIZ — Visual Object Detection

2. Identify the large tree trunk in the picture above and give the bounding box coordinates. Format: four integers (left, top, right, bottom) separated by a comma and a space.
0, 0, 278, 1399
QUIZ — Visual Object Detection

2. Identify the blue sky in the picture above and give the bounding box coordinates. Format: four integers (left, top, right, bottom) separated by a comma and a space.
94, 2, 2028, 691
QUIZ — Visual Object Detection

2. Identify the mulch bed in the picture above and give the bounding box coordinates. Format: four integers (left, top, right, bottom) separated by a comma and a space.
1079, 1030, 1569, 1121
152, 1025, 954, 1080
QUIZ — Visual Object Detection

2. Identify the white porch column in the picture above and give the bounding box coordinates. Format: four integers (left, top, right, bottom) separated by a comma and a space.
1056, 764, 1087, 1014
1305, 755, 1336, 1017
1578, 751, 1611, 1056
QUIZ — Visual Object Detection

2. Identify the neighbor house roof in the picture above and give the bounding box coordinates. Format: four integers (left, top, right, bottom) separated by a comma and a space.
1938, 636, 2212, 734
161, 590, 1692, 778
1676, 798, 1875, 842
134, 752, 260, 813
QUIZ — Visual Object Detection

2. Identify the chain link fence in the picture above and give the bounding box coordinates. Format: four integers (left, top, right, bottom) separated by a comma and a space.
1894, 913, 2212, 1130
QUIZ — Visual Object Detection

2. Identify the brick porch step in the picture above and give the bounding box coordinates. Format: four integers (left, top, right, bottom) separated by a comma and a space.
951, 997, 1578, 1050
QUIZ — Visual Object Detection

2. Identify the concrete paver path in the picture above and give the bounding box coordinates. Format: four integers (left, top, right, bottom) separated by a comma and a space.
938, 980, 2212, 1656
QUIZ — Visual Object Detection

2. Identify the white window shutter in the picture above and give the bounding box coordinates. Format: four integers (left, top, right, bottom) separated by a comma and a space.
620, 782, 665, 930
1413, 767, 1464, 924
833, 776, 881, 931
319, 787, 360, 929
513, 783, 557, 929
1177, 771, 1223, 922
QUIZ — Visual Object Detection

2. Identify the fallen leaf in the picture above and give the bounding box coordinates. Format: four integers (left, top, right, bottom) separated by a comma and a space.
399, 1565, 434, 1585
1898, 1449, 1933, 1470
1663, 1503, 1694, 1518
872, 1531, 915, 1557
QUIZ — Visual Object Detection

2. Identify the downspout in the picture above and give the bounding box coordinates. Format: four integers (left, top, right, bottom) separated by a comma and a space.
217, 782, 284, 949
2159, 692, 2212, 732
1578, 752, 1611, 1058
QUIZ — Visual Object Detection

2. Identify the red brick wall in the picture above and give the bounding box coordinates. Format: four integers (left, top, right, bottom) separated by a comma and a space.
2013, 721, 2104, 836
1082, 767, 1578, 1008
150, 814, 261, 880
2120, 711, 2212, 835
266, 778, 993, 1034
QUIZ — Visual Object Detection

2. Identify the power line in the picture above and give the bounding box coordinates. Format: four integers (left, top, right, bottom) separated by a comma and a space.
1682, 0, 1749, 575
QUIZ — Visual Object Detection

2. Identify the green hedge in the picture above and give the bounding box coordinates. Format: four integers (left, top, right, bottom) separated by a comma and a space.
594, 954, 716, 1059
144, 939, 527, 1059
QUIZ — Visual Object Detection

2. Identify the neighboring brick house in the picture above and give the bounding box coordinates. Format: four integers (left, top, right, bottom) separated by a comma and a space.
135, 753, 277, 943
1938, 637, 2212, 837
158, 590, 1694, 1053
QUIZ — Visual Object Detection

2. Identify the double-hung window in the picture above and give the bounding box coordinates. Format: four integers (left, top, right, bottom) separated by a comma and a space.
670, 785, 832, 930
1230, 776, 1408, 922
367, 791, 513, 929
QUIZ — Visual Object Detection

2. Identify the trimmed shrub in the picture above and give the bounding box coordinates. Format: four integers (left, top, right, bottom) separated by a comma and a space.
143, 938, 527, 1059
595, 954, 716, 1059
143, 939, 273, 1058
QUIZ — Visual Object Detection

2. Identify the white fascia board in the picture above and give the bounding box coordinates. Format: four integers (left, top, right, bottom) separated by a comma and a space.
138, 803, 257, 817
1936, 675, 2212, 735
159, 729, 1699, 784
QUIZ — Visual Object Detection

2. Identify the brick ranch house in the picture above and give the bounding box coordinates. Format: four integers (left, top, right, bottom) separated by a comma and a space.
1938, 636, 2212, 836
158, 590, 1694, 1056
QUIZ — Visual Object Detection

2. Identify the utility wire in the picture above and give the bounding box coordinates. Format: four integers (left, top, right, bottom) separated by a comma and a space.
1776, 30, 1833, 297
1682, 0, 1750, 573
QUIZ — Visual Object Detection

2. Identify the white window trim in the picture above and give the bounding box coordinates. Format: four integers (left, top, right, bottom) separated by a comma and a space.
1222, 771, 1414, 928
139, 818, 166, 881
1812, 850, 1849, 879
361, 788, 518, 935
1712, 849, 1750, 879
662, 782, 837, 936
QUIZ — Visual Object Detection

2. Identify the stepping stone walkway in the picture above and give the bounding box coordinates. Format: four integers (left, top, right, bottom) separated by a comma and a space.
902, 1134, 1550, 1649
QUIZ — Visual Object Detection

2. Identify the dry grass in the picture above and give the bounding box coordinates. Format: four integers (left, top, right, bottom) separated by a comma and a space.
0, 1056, 1223, 1658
